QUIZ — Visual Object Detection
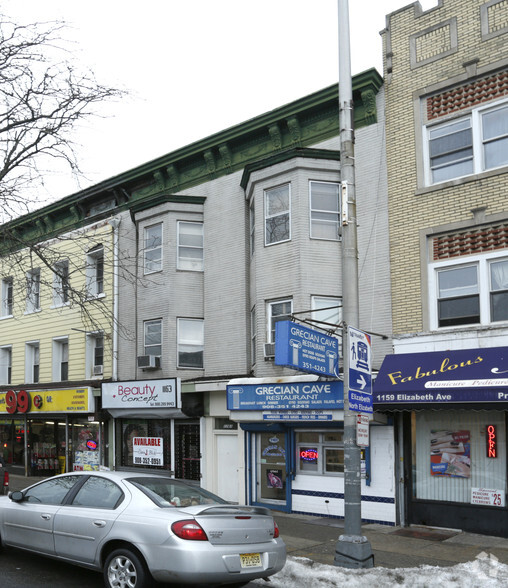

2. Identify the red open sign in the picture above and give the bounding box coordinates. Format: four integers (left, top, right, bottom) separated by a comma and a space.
300, 449, 318, 461
487, 424, 497, 458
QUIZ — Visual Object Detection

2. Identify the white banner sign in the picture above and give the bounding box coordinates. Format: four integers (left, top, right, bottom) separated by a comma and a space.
471, 487, 505, 507
102, 379, 180, 409
133, 437, 164, 467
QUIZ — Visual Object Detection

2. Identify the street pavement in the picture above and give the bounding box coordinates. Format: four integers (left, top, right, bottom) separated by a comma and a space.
6, 473, 508, 571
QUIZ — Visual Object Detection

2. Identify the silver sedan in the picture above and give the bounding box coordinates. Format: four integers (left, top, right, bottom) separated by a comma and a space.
0, 470, 286, 587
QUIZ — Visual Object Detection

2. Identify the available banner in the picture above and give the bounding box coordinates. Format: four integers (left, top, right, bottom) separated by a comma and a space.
430, 429, 471, 478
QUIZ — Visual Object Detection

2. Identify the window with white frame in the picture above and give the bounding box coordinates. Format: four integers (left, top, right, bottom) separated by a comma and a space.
0, 346, 12, 385
296, 431, 344, 475
267, 299, 292, 343
265, 184, 290, 245
52, 338, 69, 382
53, 260, 70, 306
86, 332, 104, 377
144, 223, 163, 274
86, 246, 104, 298
310, 181, 340, 240
177, 221, 203, 271
1, 277, 13, 317
25, 342, 40, 384
177, 318, 204, 368
144, 319, 162, 356
250, 306, 256, 366
311, 295, 342, 355
425, 99, 508, 185
26, 268, 41, 313
430, 253, 508, 328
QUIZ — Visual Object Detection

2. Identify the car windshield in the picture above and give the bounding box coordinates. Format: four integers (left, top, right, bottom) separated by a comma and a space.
127, 477, 228, 508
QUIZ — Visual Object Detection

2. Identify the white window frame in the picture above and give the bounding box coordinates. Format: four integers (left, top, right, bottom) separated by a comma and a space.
25, 341, 40, 384
424, 97, 508, 185
26, 268, 41, 313
266, 298, 293, 343
0, 345, 12, 385
52, 259, 70, 307
52, 337, 69, 382
249, 199, 255, 256
86, 332, 104, 378
86, 247, 104, 298
177, 318, 204, 369
429, 251, 508, 329
143, 223, 163, 274
144, 319, 162, 356
309, 181, 340, 240
295, 430, 344, 476
177, 221, 204, 271
264, 183, 291, 246
1, 277, 13, 317
250, 306, 256, 366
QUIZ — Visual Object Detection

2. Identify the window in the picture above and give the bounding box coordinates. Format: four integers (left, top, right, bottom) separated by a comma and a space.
144, 223, 163, 274
425, 99, 508, 184
310, 181, 340, 240
26, 268, 41, 313
267, 299, 292, 343
251, 306, 256, 366
53, 260, 70, 306
144, 319, 162, 356
311, 296, 342, 354
86, 246, 104, 297
177, 221, 203, 271
72, 476, 124, 509
430, 253, 508, 328
25, 342, 40, 384
250, 199, 255, 255
296, 431, 344, 475
24, 476, 80, 504
265, 184, 290, 245
178, 318, 204, 368
0, 346, 12, 385
1, 277, 13, 317
86, 332, 104, 377
53, 337, 69, 382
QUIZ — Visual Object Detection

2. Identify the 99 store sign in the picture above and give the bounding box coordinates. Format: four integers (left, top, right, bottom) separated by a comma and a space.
3, 390, 43, 414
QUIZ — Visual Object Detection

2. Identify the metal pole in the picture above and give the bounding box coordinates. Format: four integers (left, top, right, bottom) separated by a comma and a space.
334, 0, 373, 568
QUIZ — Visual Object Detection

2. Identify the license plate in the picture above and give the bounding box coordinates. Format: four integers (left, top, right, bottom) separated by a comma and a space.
240, 553, 261, 568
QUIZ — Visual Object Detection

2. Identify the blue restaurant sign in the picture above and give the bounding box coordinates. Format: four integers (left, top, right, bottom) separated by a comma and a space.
274, 321, 339, 377
227, 380, 343, 411
374, 346, 508, 404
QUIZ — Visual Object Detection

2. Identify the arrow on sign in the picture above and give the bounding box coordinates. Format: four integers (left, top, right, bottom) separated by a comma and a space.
356, 374, 366, 390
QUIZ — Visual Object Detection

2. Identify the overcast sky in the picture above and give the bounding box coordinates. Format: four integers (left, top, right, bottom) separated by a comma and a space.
3, 0, 437, 200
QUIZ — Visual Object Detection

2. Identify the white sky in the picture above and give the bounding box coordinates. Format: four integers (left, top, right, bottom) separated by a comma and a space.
2, 0, 438, 200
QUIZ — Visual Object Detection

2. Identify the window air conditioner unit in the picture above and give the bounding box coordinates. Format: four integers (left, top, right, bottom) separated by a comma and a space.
93, 365, 103, 376
264, 342, 275, 360
137, 355, 161, 369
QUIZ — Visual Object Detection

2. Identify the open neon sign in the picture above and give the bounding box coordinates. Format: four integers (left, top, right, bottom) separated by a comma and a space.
300, 449, 318, 461
487, 425, 497, 458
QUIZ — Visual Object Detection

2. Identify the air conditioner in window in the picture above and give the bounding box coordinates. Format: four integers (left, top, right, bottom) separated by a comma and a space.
93, 365, 103, 376
263, 343, 275, 360
137, 355, 161, 369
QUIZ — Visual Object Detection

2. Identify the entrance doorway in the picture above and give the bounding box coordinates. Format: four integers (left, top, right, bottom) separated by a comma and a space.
254, 431, 288, 509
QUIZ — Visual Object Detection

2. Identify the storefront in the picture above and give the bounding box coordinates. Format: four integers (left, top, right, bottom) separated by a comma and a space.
0, 387, 105, 475
101, 378, 203, 480
227, 376, 396, 525
374, 346, 508, 537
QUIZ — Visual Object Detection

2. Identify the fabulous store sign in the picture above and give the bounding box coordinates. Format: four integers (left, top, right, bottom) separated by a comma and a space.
374, 347, 508, 404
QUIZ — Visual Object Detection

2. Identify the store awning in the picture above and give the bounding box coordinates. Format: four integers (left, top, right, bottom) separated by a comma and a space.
373, 346, 508, 407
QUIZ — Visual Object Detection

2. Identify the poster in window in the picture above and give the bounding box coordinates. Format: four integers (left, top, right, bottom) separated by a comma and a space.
266, 469, 283, 489
430, 430, 471, 478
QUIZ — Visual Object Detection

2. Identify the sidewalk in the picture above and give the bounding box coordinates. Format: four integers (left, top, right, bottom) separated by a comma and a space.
6, 473, 508, 570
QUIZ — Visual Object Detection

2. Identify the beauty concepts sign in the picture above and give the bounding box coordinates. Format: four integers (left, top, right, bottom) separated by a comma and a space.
102, 379, 180, 409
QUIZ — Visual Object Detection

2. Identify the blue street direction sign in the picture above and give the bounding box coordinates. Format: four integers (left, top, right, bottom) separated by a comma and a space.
348, 326, 373, 414
274, 321, 340, 377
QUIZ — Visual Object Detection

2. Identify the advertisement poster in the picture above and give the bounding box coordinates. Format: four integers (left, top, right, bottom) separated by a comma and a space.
266, 469, 283, 489
430, 430, 471, 478
133, 437, 164, 467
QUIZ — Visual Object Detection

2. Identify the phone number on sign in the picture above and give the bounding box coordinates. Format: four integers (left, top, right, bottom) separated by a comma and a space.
134, 457, 163, 466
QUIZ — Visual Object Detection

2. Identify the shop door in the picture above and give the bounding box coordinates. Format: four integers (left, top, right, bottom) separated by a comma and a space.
174, 422, 200, 481
216, 434, 239, 502
254, 431, 290, 510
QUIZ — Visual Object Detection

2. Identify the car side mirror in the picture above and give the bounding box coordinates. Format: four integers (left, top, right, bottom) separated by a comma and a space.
9, 491, 24, 502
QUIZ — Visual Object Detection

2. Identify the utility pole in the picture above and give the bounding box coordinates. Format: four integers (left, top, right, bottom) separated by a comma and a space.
334, 0, 374, 569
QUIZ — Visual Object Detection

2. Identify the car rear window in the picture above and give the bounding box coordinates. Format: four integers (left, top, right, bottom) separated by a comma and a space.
128, 477, 227, 508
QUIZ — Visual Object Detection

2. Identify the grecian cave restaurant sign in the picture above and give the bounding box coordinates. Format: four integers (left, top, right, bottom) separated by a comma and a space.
374, 347, 508, 406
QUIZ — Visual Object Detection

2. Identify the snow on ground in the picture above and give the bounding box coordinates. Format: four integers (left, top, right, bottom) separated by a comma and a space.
252, 554, 508, 587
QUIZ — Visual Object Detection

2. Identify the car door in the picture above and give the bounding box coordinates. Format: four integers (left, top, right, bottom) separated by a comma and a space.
2, 475, 81, 555
53, 475, 126, 564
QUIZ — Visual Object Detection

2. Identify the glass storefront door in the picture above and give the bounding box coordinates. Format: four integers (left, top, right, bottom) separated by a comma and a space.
256, 432, 288, 506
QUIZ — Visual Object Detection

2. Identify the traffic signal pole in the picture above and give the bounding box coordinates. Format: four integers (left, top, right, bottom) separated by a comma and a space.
334, 0, 374, 568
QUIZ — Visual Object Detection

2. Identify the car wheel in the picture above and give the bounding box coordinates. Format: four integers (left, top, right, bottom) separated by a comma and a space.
104, 547, 150, 588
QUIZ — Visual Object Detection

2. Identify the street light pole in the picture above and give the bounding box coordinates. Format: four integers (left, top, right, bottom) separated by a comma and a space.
334, 0, 374, 568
